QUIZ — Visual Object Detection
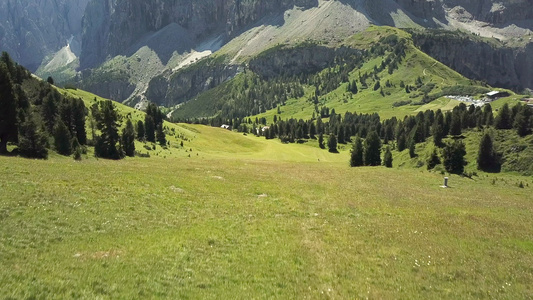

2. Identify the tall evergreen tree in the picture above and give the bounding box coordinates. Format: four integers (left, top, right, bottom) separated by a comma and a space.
156, 124, 167, 147
18, 113, 48, 159
0, 62, 17, 154
318, 133, 325, 149
426, 148, 441, 170
136, 120, 145, 141
442, 140, 467, 174
494, 103, 513, 129
72, 98, 87, 145
94, 100, 123, 159
350, 136, 364, 167
364, 130, 382, 166
383, 146, 393, 168
327, 134, 338, 153
477, 132, 500, 172
513, 105, 532, 137
449, 108, 462, 135
54, 120, 72, 156
144, 115, 156, 143
483, 104, 494, 126
122, 119, 136, 157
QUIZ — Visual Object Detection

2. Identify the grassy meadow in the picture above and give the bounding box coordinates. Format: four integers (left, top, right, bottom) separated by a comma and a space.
1, 124, 533, 299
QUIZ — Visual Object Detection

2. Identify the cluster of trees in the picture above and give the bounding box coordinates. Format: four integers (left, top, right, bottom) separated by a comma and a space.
0, 52, 87, 159
0, 51, 170, 160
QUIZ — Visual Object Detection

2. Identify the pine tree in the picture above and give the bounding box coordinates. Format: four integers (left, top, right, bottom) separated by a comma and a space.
477, 132, 500, 172
0, 62, 18, 154
145, 115, 156, 143
47, 76, 54, 85
494, 103, 512, 129
93, 100, 123, 159
383, 146, 393, 168
72, 98, 87, 145
156, 124, 167, 147
122, 119, 136, 157
318, 133, 325, 149
426, 148, 441, 170
364, 130, 381, 166
483, 104, 494, 126
449, 108, 462, 135
350, 136, 364, 167
432, 113, 445, 147
513, 105, 532, 137
18, 113, 48, 159
327, 134, 338, 153
409, 138, 416, 158
397, 132, 407, 152
442, 140, 467, 174
54, 120, 72, 156
337, 125, 345, 144
136, 120, 145, 141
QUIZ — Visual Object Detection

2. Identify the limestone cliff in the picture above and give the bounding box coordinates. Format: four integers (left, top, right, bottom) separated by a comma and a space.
80, 0, 318, 69
0, 0, 89, 71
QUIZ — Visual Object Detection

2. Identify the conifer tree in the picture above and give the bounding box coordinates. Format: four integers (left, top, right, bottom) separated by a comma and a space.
327, 134, 338, 153
513, 105, 532, 137
54, 120, 72, 156
350, 136, 364, 167
318, 133, 325, 149
477, 132, 500, 172
18, 113, 48, 159
494, 103, 512, 129
442, 140, 467, 174
136, 120, 145, 141
427, 148, 441, 170
449, 108, 462, 135
364, 130, 381, 166
383, 146, 393, 168
0, 62, 17, 154
409, 138, 416, 158
122, 119, 136, 157
156, 124, 167, 147
144, 115, 156, 143
94, 100, 123, 159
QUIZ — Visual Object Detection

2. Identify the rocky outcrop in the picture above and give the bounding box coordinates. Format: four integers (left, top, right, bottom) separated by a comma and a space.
412, 30, 533, 90
80, 0, 318, 69
0, 0, 89, 71
145, 59, 240, 107
249, 45, 361, 79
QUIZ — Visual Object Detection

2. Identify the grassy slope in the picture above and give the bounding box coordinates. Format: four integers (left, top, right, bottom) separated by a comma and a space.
1, 122, 533, 298
253, 26, 511, 123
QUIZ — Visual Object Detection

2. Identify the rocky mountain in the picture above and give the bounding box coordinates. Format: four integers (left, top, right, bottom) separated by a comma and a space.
0, 0, 90, 71
1, 0, 532, 108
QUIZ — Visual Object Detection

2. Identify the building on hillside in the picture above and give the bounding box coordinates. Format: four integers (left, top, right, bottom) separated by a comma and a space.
221, 124, 231, 130
486, 91, 510, 100
521, 98, 533, 107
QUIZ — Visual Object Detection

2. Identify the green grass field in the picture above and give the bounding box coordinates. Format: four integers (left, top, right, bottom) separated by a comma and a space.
2, 124, 533, 299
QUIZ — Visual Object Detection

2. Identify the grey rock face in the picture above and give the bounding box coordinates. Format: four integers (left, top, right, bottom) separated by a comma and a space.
0, 0, 89, 71
80, 0, 318, 69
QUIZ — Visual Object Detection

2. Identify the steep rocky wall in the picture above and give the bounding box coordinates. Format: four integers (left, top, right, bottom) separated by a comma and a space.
249, 45, 361, 79
412, 31, 533, 90
145, 62, 240, 107
80, 0, 318, 69
0, 0, 89, 71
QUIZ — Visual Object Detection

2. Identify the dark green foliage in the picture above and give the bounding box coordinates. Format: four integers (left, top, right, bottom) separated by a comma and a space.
408, 138, 416, 158
397, 132, 406, 152
449, 108, 462, 135
327, 134, 338, 153
318, 133, 325, 149
144, 115, 156, 143
364, 131, 381, 166
136, 120, 145, 141
494, 103, 513, 129
443, 140, 467, 174
483, 104, 494, 126
432, 112, 445, 147
337, 126, 345, 144
47, 76, 54, 85
122, 119, 136, 157
93, 100, 123, 160
350, 136, 364, 167
18, 113, 48, 159
513, 105, 532, 137
156, 124, 167, 147
427, 149, 441, 170
72, 98, 87, 145
477, 132, 500, 172
383, 146, 393, 168
0, 62, 17, 154
54, 120, 72, 156
72, 137, 82, 161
